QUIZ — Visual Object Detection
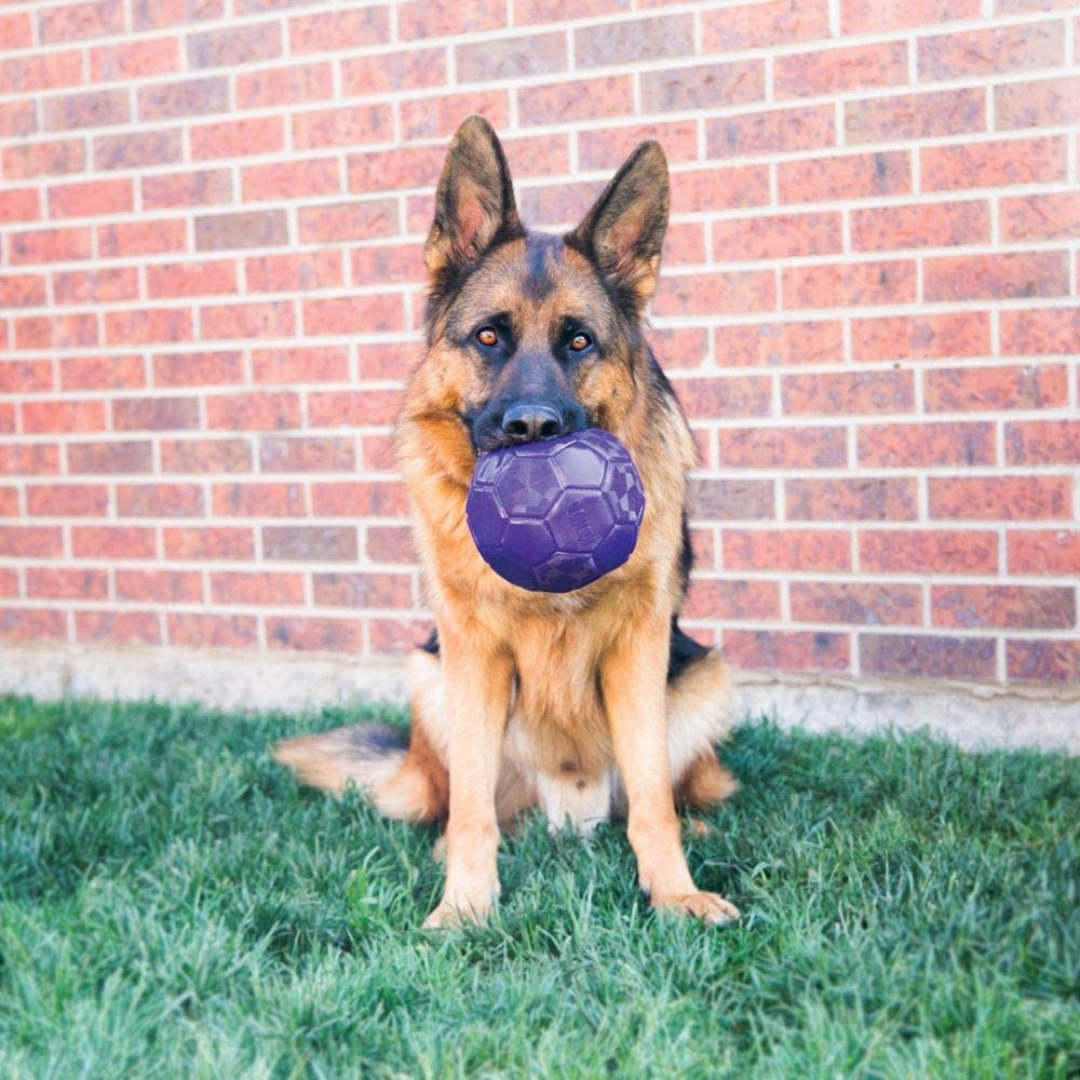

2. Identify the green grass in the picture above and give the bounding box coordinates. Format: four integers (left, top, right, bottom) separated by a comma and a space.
0, 695, 1077, 1079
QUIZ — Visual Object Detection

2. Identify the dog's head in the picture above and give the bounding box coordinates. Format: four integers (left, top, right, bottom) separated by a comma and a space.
420, 115, 670, 453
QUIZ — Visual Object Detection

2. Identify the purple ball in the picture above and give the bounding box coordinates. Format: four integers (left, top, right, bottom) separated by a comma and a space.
465, 428, 646, 593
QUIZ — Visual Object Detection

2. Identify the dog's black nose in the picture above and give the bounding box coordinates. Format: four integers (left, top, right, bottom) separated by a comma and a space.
500, 403, 563, 443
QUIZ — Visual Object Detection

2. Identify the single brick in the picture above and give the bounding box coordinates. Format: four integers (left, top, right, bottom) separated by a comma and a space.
706, 104, 835, 158
90, 36, 180, 81
236, 61, 332, 109
211, 571, 305, 606
653, 270, 777, 317
457, 31, 565, 82
194, 210, 288, 251
923, 364, 1068, 412
308, 389, 403, 427
98, 218, 186, 258
191, 116, 284, 160
861, 633, 996, 681
921, 135, 1066, 191
9, 227, 92, 265
263, 525, 358, 561
683, 579, 781, 622
846, 88, 985, 143
643, 58, 764, 112
724, 528, 851, 572
251, 345, 348, 384
311, 482, 409, 518
932, 585, 1075, 630
702, 0, 831, 51
775, 41, 908, 99
39, 0, 124, 42
297, 200, 398, 243
0, 609, 67, 643
851, 200, 989, 251
1005, 420, 1080, 464
791, 582, 922, 626
247, 251, 343, 294
929, 476, 1071, 520
292, 104, 393, 150
1001, 192, 1080, 242
161, 438, 252, 474
671, 165, 770, 214
842, 0, 980, 32
0, 188, 41, 224
713, 211, 842, 261
289, 7, 390, 52
206, 391, 300, 431
72, 525, 155, 558
47, 178, 133, 219
15, 313, 99, 351
924, 252, 1069, 301
212, 481, 303, 517
138, 76, 229, 121
995, 75, 1080, 129
787, 478, 917, 521
313, 571, 414, 609
75, 611, 161, 646
0, 526, 64, 558
670, 376, 773, 420
168, 613, 257, 649
858, 421, 995, 467
94, 130, 183, 171
116, 568, 202, 603
200, 301, 296, 341
143, 168, 234, 210
113, 397, 201, 432
343, 47, 447, 95
585, 13, 710, 69
783, 261, 916, 309
0, 358, 53, 392
260, 436, 355, 473
723, 629, 850, 674
104, 308, 193, 346
1007, 529, 1080, 576
0, 445, 60, 476
117, 483, 204, 517
241, 159, 340, 202
153, 351, 244, 388
919, 21, 1064, 81
399, 0, 505, 39
0, 275, 47, 308
579, 122, 698, 172
351, 243, 427, 286
717, 426, 847, 469
518, 77, 633, 126
860, 528, 997, 573
851, 312, 990, 361
691, 479, 775, 520
366, 525, 414, 563
132, 0, 223, 30
43, 89, 129, 132
27, 568, 108, 600
0, 51, 83, 97
22, 399, 106, 434
3, 139, 85, 179
146, 259, 238, 299
26, 484, 108, 517
53, 267, 139, 306
302, 296, 405, 336
1007, 641, 1080, 686
163, 526, 253, 561
267, 616, 363, 653
68, 440, 152, 474
187, 21, 281, 69
1000, 307, 1078, 354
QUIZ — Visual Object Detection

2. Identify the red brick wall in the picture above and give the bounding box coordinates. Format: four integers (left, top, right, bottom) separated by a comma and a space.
1, 0, 1077, 689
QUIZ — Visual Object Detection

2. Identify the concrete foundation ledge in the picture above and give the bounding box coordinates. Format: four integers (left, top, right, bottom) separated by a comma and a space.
1, 643, 1077, 755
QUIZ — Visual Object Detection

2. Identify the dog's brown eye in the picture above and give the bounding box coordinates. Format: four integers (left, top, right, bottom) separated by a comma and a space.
476, 327, 498, 347
570, 332, 592, 352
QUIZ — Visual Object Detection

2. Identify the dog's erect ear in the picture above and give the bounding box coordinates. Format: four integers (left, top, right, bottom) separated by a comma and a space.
567, 141, 669, 312
425, 115, 520, 283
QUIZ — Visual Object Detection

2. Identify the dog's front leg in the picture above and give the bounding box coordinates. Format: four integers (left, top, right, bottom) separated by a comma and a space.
424, 631, 513, 929
601, 614, 740, 926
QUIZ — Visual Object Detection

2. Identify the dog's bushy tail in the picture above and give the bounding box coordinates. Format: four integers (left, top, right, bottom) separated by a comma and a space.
273, 721, 449, 823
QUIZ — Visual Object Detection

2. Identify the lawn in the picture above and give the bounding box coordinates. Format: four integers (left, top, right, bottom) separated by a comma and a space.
0, 694, 1077, 1078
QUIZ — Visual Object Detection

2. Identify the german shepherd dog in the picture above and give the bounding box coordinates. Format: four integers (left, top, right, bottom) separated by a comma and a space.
275, 116, 739, 928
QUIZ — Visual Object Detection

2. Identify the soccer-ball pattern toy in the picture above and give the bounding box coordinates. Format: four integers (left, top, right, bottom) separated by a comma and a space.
465, 428, 646, 593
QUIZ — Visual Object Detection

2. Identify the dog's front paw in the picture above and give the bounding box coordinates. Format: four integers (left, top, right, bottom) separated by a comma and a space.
651, 891, 741, 926
422, 896, 493, 930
